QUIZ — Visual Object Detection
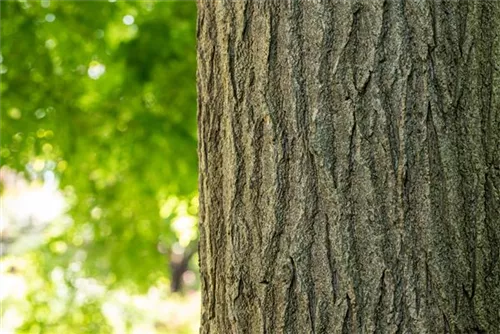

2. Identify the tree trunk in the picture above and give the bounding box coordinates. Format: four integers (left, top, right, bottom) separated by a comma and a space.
197, 1, 500, 333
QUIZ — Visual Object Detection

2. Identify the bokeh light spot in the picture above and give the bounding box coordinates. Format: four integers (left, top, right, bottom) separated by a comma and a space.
45, 13, 56, 22
123, 15, 135, 25
8, 108, 21, 120
57, 160, 68, 172
42, 143, 53, 154
45, 39, 56, 49
50, 241, 67, 254
35, 109, 46, 119
33, 159, 45, 172
87, 61, 106, 80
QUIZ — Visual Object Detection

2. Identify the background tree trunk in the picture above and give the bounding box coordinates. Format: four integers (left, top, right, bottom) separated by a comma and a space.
197, 1, 500, 333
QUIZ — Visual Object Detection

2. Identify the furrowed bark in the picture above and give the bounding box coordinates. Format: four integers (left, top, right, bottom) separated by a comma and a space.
197, 1, 500, 333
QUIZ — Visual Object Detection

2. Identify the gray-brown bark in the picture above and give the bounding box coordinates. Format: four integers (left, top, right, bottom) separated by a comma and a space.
197, 1, 500, 333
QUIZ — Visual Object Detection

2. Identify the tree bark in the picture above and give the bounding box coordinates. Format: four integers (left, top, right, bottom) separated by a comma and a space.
197, 1, 500, 333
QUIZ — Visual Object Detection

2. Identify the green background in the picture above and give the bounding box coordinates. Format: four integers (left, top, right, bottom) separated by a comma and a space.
1, 1, 199, 332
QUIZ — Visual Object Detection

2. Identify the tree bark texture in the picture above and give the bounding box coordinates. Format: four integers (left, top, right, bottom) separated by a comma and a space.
197, 1, 500, 333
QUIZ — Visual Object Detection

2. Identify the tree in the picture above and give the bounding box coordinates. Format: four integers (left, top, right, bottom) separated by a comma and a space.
2, 0, 198, 288
197, 1, 500, 333
1, 1, 199, 331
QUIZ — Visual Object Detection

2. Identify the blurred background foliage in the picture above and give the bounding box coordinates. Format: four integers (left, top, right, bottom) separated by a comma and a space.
1, 1, 199, 333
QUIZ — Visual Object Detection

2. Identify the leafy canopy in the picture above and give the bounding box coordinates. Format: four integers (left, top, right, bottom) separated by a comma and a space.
1, 0, 198, 297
